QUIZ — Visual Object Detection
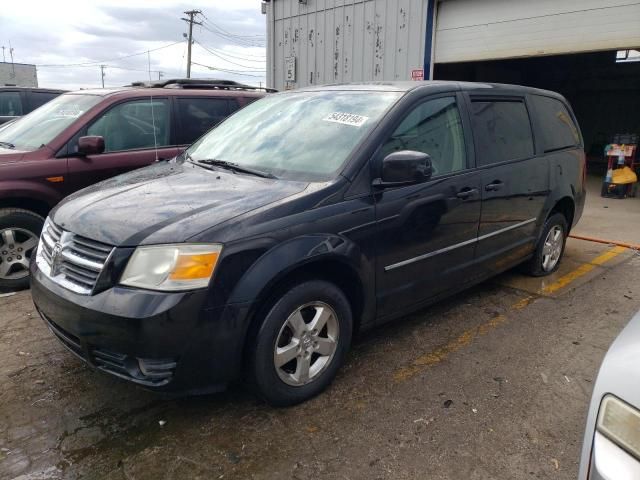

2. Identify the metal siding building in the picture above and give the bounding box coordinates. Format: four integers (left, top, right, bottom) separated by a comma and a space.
0, 62, 38, 88
266, 0, 432, 90
265, 0, 640, 90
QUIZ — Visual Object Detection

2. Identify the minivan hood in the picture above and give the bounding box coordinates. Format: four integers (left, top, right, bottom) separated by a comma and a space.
52, 161, 309, 246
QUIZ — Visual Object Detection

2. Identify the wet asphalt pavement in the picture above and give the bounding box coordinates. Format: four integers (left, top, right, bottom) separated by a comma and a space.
1, 240, 639, 480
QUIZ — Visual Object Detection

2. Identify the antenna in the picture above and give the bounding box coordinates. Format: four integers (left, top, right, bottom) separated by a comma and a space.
148, 50, 159, 163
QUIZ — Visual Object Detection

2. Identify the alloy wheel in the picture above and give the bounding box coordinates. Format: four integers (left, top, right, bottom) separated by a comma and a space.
541, 225, 564, 272
273, 301, 340, 387
0, 228, 38, 280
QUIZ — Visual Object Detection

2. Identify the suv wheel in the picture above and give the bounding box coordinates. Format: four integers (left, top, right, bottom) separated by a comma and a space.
524, 213, 568, 277
248, 280, 353, 406
0, 208, 44, 290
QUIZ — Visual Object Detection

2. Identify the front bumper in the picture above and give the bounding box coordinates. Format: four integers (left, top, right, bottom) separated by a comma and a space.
30, 260, 253, 393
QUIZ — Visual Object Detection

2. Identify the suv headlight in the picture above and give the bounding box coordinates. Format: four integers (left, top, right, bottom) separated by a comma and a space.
597, 394, 640, 461
120, 244, 222, 291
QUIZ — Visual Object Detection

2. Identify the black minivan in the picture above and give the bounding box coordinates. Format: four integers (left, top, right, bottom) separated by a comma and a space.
30, 81, 585, 405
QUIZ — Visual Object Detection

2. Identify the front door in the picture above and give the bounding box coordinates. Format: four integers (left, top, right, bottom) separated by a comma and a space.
374, 95, 482, 318
66, 98, 180, 192
467, 96, 549, 273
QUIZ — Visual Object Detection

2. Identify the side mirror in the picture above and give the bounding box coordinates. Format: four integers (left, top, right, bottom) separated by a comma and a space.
374, 150, 432, 187
78, 136, 105, 156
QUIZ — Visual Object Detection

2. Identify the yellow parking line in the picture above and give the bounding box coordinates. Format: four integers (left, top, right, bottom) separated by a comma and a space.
393, 246, 628, 383
541, 245, 627, 295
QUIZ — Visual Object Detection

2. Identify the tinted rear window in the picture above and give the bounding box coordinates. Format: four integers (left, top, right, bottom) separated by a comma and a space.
470, 100, 534, 166
0, 91, 22, 116
30, 91, 61, 110
176, 97, 231, 145
531, 95, 580, 152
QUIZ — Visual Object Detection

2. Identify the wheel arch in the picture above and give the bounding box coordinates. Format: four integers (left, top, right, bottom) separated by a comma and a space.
548, 196, 575, 232
0, 197, 50, 218
231, 235, 374, 367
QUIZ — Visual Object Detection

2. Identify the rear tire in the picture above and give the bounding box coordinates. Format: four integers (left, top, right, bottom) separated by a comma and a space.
247, 280, 352, 407
0, 208, 44, 290
524, 213, 568, 277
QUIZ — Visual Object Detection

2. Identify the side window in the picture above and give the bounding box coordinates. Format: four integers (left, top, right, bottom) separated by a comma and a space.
531, 95, 580, 152
30, 92, 60, 110
87, 98, 170, 152
380, 97, 467, 177
0, 91, 23, 116
470, 100, 534, 166
176, 97, 231, 145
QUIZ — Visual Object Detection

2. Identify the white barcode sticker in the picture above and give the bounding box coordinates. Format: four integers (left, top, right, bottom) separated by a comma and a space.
323, 112, 369, 127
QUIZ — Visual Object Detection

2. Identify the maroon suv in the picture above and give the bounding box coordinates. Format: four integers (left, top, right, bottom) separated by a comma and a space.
0, 79, 267, 288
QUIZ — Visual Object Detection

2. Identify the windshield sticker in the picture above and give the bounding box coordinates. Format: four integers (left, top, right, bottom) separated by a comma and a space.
54, 107, 84, 118
323, 112, 369, 127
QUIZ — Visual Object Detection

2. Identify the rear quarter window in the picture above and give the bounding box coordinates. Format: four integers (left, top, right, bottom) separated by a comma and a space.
470, 100, 534, 165
176, 97, 232, 145
29, 91, 61, 111
530, 95, 581, 152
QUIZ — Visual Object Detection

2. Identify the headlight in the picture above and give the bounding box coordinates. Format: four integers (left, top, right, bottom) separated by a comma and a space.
120, 244, 222, 291
597, 394, 640, 461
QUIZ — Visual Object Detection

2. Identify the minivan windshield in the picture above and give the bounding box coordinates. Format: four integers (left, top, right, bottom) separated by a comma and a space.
0, 93, 102, 151
186, 90, 402, 181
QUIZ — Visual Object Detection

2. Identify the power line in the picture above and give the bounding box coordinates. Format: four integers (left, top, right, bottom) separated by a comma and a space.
195, 41, 265, 70
36, 41, 183, 68
199, 20, 265, 49
38, 64, 165, 74
190, 61, 266, 78
195, 42, 266, 62
200, 13, 266, 40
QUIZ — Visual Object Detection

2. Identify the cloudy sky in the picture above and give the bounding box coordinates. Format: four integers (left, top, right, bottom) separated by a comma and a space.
0, 0, 266, 90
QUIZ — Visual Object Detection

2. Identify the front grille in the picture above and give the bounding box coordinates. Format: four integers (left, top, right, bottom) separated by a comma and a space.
36, 219, 114, 295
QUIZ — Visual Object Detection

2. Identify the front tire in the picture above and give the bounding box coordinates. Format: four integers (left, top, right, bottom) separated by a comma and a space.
0, 208, 44, 290
524, 213, 568, 277
248, 280, 353, 406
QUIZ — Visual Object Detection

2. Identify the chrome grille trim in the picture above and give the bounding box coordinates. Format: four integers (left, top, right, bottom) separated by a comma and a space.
36, 218, 114, 295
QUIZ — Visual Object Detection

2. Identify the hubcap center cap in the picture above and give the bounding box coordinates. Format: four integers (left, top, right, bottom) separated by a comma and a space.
301, 335, 313, 351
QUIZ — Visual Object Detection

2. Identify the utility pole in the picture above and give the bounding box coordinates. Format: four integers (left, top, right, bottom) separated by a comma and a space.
158, 71, 164, 81
99, 65, 106, 88
1, 46, 5, 63
181, 9, 202, 78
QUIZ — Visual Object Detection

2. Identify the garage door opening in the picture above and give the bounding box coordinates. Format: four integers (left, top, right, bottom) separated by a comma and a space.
434, 50, 640, 173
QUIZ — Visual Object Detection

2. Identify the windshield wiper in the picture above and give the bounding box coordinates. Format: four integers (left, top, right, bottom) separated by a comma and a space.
0, 141, 15, 149
195, 158, 277, 179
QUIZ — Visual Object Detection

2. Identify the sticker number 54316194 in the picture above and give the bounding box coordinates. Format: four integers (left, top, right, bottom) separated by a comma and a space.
323, 112, 369, 127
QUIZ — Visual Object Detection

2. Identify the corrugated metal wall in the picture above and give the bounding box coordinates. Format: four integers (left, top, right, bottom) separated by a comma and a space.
267, 0, 429, 90
435, 0, 640, 63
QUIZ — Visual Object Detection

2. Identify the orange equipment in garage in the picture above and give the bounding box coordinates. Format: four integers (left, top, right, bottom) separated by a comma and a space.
601, 142, 637, 198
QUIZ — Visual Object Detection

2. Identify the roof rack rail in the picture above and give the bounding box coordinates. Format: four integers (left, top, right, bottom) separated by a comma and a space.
129, 78, 277, 93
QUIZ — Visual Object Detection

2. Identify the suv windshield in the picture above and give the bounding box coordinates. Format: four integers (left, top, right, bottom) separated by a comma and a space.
0, 93, 102, 151
186, 90, 402, 181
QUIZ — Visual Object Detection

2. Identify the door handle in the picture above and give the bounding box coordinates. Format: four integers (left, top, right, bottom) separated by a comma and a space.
485, 180, 504, 191
456, 188, 478, 199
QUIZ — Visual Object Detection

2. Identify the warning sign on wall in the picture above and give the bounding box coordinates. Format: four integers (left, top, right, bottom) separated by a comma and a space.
411, 69, 424, 81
